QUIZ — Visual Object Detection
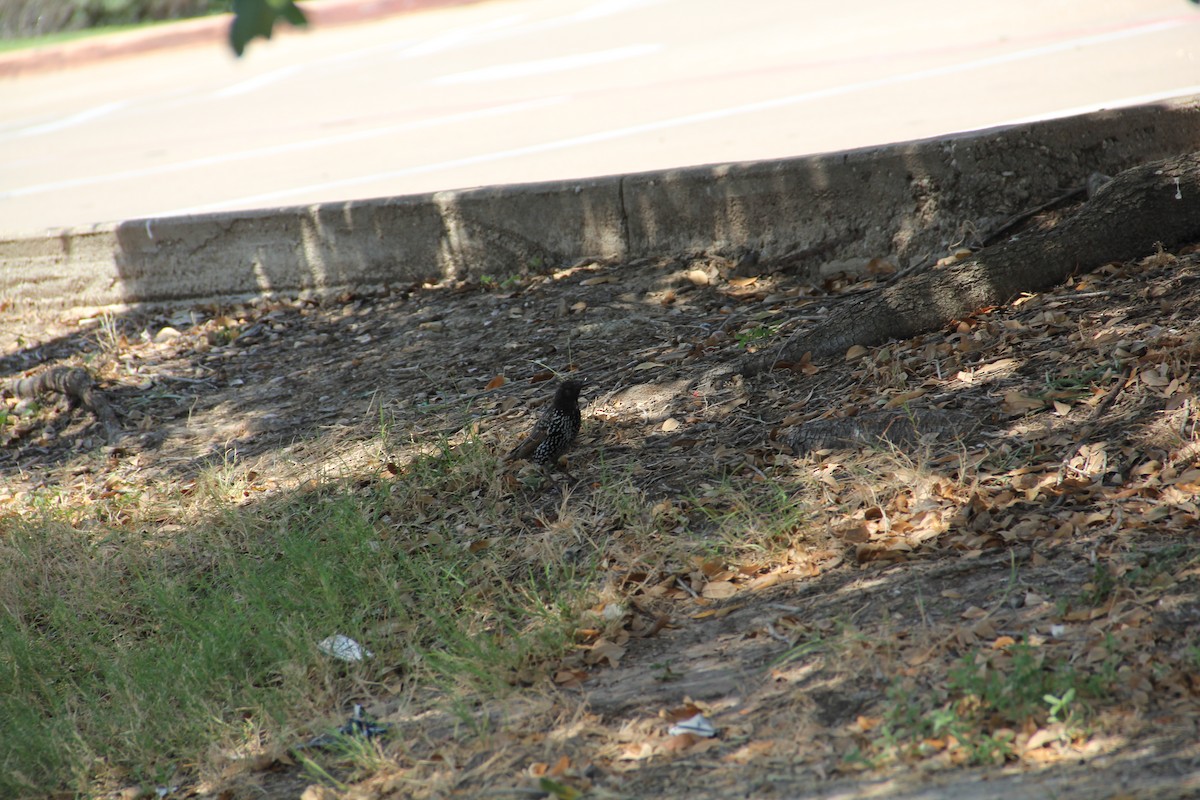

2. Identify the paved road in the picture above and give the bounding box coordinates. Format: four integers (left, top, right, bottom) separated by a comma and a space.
1, 0, 1198, 235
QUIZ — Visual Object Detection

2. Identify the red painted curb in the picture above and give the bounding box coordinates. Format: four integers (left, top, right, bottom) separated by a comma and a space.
0, 0, 484, 79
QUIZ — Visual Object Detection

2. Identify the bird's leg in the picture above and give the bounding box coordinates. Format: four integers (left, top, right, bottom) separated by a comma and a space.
551, 457, 578, 485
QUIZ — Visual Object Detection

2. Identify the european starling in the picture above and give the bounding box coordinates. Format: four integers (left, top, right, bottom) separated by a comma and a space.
506, 379, 584, 466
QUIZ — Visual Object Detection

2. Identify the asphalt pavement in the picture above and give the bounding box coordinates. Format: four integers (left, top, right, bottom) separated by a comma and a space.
1, 0, 1198, 236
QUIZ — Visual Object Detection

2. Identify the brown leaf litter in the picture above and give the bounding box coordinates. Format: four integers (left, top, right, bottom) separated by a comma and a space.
4, 240, 1200, 798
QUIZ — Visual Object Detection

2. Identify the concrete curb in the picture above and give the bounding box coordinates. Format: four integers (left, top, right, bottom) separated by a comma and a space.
0, 0, 484, 78
2, 97, 1199, 315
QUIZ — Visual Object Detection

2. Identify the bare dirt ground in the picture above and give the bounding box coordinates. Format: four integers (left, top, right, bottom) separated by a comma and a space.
5, 225, 1200, 798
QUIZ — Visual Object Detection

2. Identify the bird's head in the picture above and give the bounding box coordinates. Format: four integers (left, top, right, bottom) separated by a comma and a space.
554, 378, 585, 408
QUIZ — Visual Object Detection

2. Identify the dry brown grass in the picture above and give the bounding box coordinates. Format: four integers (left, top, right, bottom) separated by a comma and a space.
3, 244, 1200, 797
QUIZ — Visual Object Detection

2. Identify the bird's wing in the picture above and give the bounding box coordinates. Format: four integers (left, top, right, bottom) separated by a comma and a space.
505, 416, 548, 462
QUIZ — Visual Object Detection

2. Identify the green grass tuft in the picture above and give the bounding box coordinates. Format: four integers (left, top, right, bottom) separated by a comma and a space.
0, 438, 593, 794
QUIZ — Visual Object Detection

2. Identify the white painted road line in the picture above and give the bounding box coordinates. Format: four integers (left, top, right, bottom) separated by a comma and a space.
153, 17, 1193, 217
2, 0, 1196, 233
4, 100, 128, 140
0, 96, 569, 200
212, 64, 305, 98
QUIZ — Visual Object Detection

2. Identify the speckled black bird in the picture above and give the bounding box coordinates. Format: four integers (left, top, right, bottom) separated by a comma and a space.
506, 379, 584, 466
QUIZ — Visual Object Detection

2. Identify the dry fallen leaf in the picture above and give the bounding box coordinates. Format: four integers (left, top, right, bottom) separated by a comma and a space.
905, 646, 937, 666
662, 704, 705, 723
1003, 390, 1046, 414
841, 524, 872, 543
936, 247, 974, 266
797, 350, 820, 375
1139, 367, 1170, 387
884, 389, 926, 408
855, 542, 910, 563
691, 603, 745, 619
553, 669, 587, 687
1023, 724, 1065, 753
585, 638, 626, 667
723, 739, 775, 763
620, 742, 655, 761
702, 580, 737, 599
663, 733, 699, 753
854, 715, 882, 732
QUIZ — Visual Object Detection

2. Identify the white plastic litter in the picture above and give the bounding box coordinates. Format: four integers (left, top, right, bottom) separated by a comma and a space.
668, 713, 716, 738
318, 634, 373, 662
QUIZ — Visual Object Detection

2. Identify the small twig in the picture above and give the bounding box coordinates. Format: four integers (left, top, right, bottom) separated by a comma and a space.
882, 253, 938, 286
1051, 363, 1135, 480
741, 460, 770, 481
765, 602, 803, 613
145, 374, 215, 385
476, 788, 554, 797
980, 185, 1088, 247
1041, 290, 1111, 301
765, 621, 793, 644
1090, 363, 1133, 422
675, 577, 701, 600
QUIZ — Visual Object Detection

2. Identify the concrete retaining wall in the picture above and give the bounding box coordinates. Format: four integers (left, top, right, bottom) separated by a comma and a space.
2, 97, 1199, 314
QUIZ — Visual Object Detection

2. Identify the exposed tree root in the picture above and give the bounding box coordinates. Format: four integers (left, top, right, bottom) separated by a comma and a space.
743, 151, 1200, 375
